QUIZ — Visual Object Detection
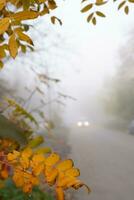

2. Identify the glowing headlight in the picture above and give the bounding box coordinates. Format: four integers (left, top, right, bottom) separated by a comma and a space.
77, 121, 83, 127
84, 121, 89, 126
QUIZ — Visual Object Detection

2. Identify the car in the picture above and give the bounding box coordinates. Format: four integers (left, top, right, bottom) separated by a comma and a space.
77, 120, 90, 127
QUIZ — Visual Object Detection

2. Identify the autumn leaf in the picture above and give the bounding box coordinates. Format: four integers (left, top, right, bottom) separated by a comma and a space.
128, 0, 134, 2
8, 33, 18, 58
16, 29, 34, 45
0, 18, 10, 35
56, 159, 74, 172
65, 168, 80, 177
11, 11, 39, 21
118, 1, 126, 10
0, 0, 6, 11
51, 16, 62, 25
96, 11, 106, 17
0, 46, 6, 59
35, 147, 52, 154
48, 0, 57, 10
95, 0, 107, 5
27, 136, 44, 148
81, 4, 93, 12
0, 60, 4, 69
87, 13, 94, 22
92, 17, 97, 25
40, 4, 49, 16
124, 5, 129, 14
45, 153, 60, 166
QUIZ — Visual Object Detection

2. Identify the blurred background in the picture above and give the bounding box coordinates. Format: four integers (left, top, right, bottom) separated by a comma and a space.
1, 0, 134, 200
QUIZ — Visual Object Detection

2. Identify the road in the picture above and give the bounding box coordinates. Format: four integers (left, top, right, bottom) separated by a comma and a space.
68, 125, 134, 200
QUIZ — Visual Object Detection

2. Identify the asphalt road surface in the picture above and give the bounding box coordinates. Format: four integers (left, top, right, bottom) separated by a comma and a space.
69, 125, 134, 200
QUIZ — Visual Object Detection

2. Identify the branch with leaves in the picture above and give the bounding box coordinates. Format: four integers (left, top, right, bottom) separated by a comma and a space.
0, 0, 61, 68
0, 0, 133, 68
81, 0, 134, 25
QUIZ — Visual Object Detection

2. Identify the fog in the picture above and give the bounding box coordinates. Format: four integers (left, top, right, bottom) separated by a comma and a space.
0, 1, 134, 200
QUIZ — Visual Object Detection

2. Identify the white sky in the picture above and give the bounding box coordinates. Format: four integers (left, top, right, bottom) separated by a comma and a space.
48, 0, 134, 122
53, 0, 134, 85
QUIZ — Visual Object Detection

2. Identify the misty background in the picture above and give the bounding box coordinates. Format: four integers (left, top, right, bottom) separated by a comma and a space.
0, 0, 134, 200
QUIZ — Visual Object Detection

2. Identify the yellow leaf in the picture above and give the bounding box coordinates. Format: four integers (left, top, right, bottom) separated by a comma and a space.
55, 187, 64, 200
38, 0, 47, 3
32, 153, 45, 163
0, 18, 10, 35
11, 11, 39, 21
57, 176, 72, 187
16, 30, 34, 45
0, 0, 6, 11
20, 157, 29, 169
9, 33, 18, 58
21, 148, 32, 158
56, 159, 74, 172
7, 150, 20, 161
65, 168, 80, 177
45, 168, 58, 184
45, 153, 60, 166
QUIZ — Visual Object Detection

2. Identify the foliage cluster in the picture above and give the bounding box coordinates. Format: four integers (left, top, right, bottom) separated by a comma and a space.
0, 0, 134, 67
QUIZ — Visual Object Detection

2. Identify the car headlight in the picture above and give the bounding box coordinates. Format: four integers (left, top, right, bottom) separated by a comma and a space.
77, 121, 83, 127
84, 121, 89, 126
